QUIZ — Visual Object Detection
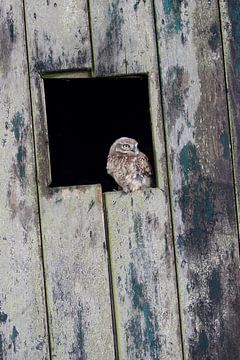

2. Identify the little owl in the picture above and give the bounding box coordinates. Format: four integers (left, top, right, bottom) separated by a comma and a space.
106, 137, 153, 193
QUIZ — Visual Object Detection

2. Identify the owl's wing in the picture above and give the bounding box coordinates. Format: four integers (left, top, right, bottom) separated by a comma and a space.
107, 154, 120, 175
106, 155, 113, 175
136, 152, 152, 176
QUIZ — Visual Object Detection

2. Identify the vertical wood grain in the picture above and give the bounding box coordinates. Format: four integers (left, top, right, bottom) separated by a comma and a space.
89, 1, 183, 358
219, 0, 240, 227
154, 0, 240, 358
24, 1, 115, 358
0, 1, 49, 359
40, 185, 115, 359
105, 189, 182, 359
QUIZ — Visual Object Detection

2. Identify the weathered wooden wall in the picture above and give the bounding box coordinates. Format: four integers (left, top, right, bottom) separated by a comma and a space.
154, 0, 240, 358
1, 0, 240, 359
220, 0, 240, 224
0, 2, 49, 359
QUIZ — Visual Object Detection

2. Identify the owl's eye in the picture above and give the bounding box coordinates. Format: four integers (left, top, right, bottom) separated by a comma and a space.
122, 144, 130, 149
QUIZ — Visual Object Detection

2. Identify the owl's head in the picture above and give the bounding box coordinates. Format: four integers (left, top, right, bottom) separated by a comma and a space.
109, 137, 139, 156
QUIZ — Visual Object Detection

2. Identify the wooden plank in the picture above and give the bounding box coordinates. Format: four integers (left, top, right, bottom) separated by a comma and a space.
219, 0, 240, 225
24, 1, 115, 358
89, 1, 183, 358
105, 189, 182, 359
0, 1, 49, 359
41, 185, 114, 359
154, 0, 240, 358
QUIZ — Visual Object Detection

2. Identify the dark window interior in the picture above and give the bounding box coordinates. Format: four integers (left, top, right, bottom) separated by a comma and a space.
44, 74, 155, 192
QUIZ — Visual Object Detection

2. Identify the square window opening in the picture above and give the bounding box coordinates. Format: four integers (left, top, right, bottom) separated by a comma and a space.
43, 74, 156, 192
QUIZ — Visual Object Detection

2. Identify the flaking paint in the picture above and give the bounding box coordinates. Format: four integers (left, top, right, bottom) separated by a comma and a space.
220, 131, 230, 160
126, 262, 160, 360
133, 0, 146, 11
208, 268, 222, 305
11, 326, 19, 353
11, 112, 27, 181
208, 23, 219, 52
226, 0, 240, 75
178, 143, 217, 256
0, 334, 3, 360
190, 329, 209, 358
0, 312, 7, 324
179, 142, 200, 183
162, 0, 184, 34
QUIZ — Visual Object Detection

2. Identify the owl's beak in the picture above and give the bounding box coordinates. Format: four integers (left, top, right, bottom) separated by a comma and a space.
134, 144, 139, 154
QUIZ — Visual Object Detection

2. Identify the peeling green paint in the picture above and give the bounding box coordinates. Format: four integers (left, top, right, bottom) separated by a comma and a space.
12, 112, 24, 142
6, 5, 16, 43
134, 0, 146, 11
163, 0, 183, 34
167, 66, 184, 109
220, 131, 230, 160
0, 334, 3, 360
179, 142, 200, 183
178, 178, 216, 255
131, 263, 144, 310
0, 7, 15, 76
198, 330, 209, 354
133, 214, 144, 247
193, 184, 215, 225
127, 316, 142, 357
208, 269, 221, 305
0, 312, 7, 324
97, 0, 125, 74
166, 66, 189, 127
176, 234, 185, 254
77, 305, 86, 360
106, 0, 124, 46
167, 64, 183, 80
178, 143, 217, 256
70, 303, 86, 359
190, 330, 209, 358
16, 145, 26, 179
127, 263, 160, 359
11, 113, 27, 181
208, 23, 219, 52
11, 326, 19, 353
226, 0, 240, 75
